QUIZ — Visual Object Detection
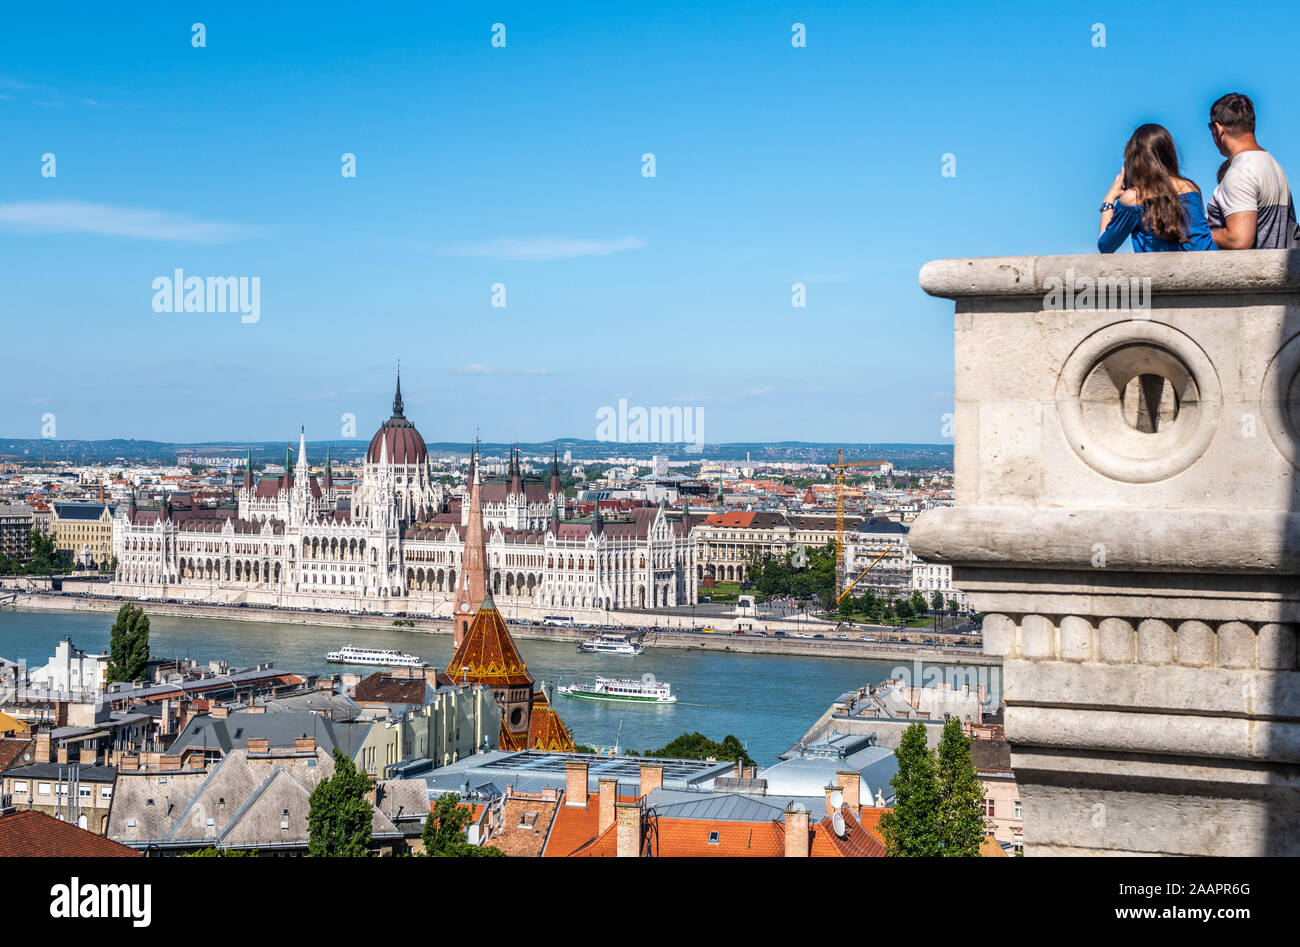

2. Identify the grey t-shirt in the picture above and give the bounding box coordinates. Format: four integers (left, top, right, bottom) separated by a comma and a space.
1207, 150, 1297, 248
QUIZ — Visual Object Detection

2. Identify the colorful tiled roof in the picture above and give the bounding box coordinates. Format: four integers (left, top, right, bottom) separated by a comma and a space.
527, 692, 575, 753
446, 592, 534, 688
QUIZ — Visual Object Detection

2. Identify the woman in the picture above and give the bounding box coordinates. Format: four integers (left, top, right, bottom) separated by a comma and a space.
1098, 124, 1216, 253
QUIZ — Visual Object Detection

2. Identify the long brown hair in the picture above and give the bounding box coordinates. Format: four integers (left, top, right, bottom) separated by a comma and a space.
1123, 124, 1191, 243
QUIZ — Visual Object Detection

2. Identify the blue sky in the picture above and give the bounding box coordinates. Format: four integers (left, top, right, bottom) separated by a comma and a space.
2, 1, 1297, 445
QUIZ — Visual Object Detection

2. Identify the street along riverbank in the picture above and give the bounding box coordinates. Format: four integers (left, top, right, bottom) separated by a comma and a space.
4, 593, 997, 666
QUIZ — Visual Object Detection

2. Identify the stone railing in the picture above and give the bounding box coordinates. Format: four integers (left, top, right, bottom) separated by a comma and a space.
911, 250, 1300, 856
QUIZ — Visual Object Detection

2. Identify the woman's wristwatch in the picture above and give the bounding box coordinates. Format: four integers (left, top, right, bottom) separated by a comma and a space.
1099, 201, 1115, 212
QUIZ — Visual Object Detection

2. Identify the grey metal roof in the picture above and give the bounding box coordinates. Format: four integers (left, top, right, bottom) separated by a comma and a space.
759, 744, 898, 801
106, 666, 296, 700
165, 710, 372, 758
4, 762, 117, 782
401, 749, 735, 800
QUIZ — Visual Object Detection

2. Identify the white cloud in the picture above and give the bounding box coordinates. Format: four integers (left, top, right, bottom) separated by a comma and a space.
0, 201, 257, 243
451, 235, 646, 262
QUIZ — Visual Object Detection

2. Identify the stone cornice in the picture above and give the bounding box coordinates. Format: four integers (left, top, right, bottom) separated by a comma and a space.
920, 249, 1300, 299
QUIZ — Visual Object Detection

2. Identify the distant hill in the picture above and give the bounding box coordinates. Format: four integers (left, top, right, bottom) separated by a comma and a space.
0, 437, 952, 469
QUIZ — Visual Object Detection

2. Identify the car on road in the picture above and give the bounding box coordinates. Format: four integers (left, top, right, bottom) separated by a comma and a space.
773, 631, 790, 639
813, 634, 825, 639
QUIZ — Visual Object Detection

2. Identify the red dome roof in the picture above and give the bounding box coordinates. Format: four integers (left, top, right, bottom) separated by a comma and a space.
367, 374, 428, 465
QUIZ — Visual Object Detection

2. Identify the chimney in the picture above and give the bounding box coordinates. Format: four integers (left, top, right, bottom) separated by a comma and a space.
824, 784, 840, 817
598, 777, 617, 834
211, 706, 228, 720
119, 755, 139, 772
565, 760, 589, 806
639, 762, 663, 798
247, 737, 270, 755
615, 802, 642, 857
294, 737, 315, 754
160, 755, 182, 771
836, 771, 860, 811
188, 754, 204, 770
35, 733, 51, 763
56, 746, 69, 765
733, 758, 742, 777
784, 805, 810, 857
742, 765, 756, 779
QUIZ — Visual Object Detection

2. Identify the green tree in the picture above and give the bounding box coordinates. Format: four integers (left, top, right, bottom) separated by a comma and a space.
307, 749, 374, 857
106, 604, 151, 684
640, 731, 755, 768
935, 716, 987, 856
931, 591, 945, 613
422, 793, 505, 856
879, 722, 940, 856
910, 590, 929, 615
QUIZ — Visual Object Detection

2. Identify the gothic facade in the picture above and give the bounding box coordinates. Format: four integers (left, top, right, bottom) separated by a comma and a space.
110, 377, 697, 618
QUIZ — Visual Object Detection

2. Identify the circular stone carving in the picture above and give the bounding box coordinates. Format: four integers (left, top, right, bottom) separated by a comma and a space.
1259, 332, 1300, 468
1056, 321, 1221, 483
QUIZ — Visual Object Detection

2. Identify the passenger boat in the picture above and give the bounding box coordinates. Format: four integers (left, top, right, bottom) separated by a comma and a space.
577, 634, 644, 655
325, 645, 426, 669
558, 677, 676, 703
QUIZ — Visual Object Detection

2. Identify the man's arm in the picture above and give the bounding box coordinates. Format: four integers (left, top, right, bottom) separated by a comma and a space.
1212, 210, 1258, 249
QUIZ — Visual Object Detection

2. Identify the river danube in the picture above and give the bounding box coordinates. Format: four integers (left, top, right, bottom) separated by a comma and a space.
0, 607, 988, 765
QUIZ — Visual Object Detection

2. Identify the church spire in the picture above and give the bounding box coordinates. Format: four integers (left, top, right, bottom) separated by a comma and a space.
452, 440, 489, 649
243, 448, 254, 490
392, 366, 405, 418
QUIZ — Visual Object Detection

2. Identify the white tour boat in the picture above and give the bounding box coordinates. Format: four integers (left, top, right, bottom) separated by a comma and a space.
577, 634, 644, 655
558, 677, 677, 704
325, 645, 427, 669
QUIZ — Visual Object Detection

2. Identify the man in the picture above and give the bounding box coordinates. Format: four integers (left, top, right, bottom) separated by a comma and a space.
1206, 93, 1298, 249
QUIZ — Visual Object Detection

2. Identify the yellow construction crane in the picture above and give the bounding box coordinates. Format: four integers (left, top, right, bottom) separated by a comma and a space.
827, 448, 879, 597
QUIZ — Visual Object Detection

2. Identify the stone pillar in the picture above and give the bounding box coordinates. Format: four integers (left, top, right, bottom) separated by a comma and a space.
913, 251, 1300, 856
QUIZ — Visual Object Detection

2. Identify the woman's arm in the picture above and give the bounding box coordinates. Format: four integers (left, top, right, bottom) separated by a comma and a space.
1098, 169, 1126, 236
1099, 185, 1141, 254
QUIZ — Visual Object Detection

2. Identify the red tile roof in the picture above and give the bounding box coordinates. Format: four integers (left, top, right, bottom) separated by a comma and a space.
564, 804, 889, 858
0, 810, 140, 857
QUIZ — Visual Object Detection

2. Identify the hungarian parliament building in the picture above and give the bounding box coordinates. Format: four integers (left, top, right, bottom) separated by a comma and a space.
111, 377, 699, 619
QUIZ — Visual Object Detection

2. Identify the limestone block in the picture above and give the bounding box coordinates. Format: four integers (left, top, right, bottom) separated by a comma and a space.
1216, 621, 1256, 669
1058, 615, 1092, 662
1020, 614, 1055, 659
1096, 618, 1135, 664
1175, 620, 1214, 667
1136, 619, 1175, 666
